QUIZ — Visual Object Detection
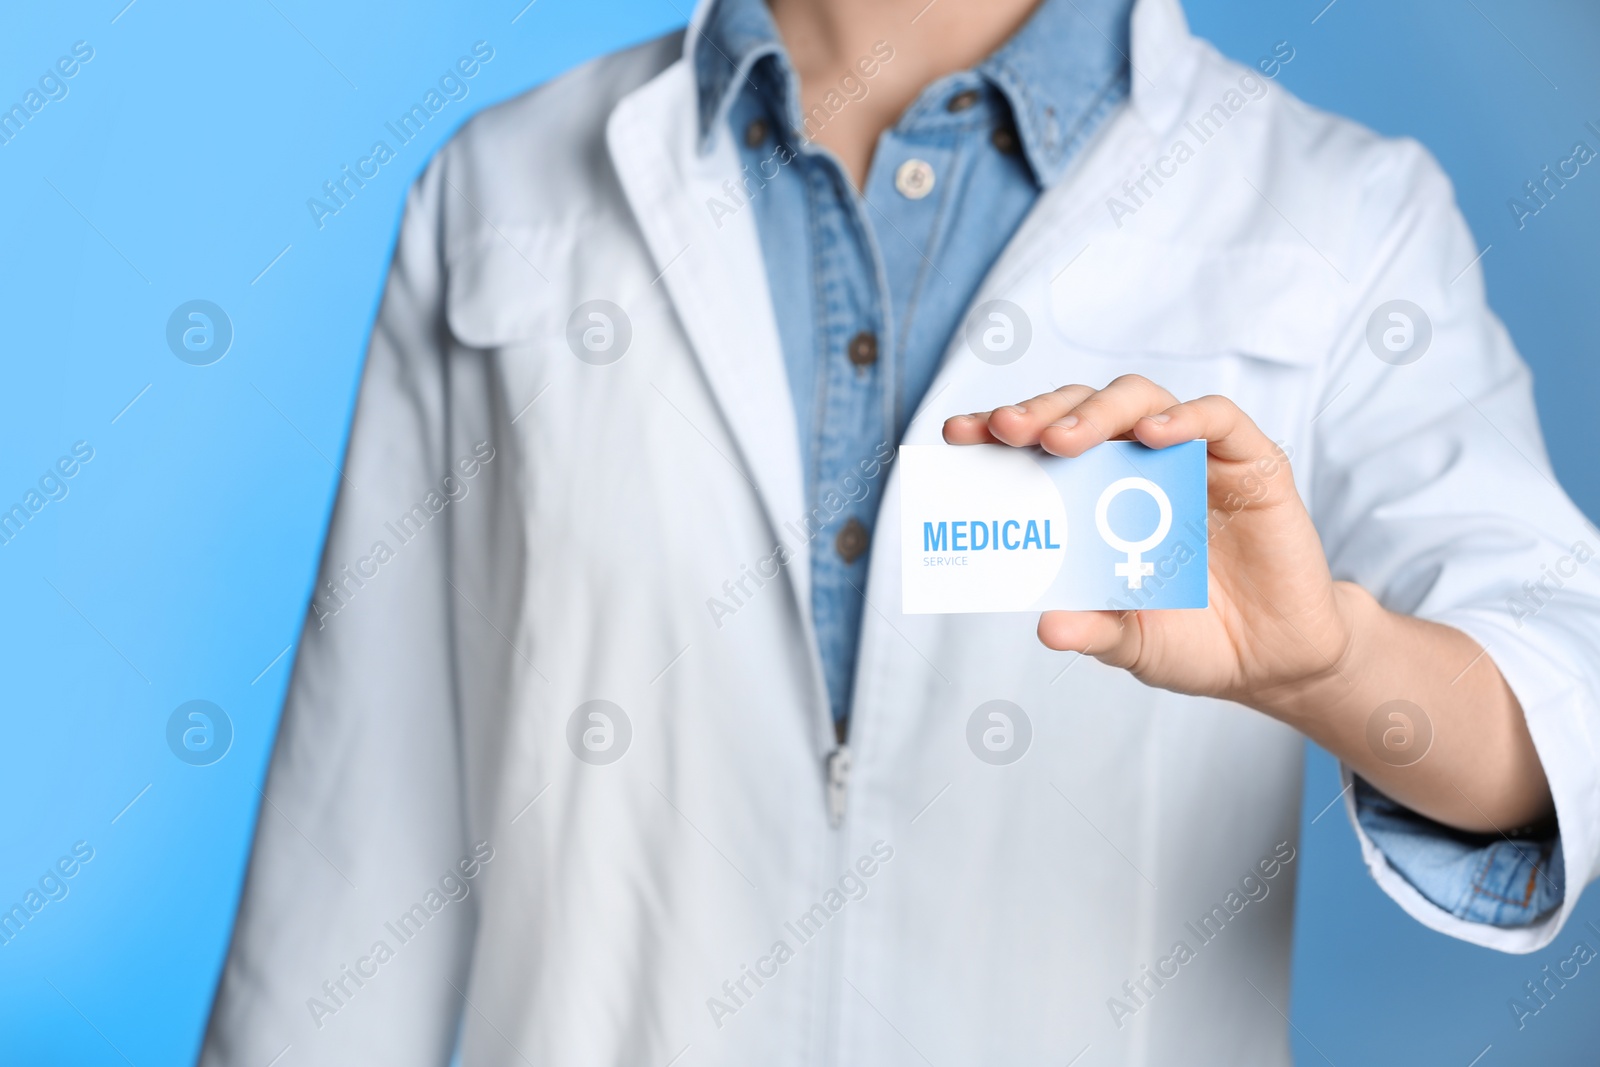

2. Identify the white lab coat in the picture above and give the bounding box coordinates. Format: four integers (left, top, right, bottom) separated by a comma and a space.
201, 0, 1600, 1063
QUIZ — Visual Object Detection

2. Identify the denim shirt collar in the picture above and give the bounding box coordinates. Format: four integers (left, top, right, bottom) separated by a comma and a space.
690, 0, 1134, 189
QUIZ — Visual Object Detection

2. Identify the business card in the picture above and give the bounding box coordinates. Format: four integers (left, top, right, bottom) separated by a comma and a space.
899, 441, 1209, 614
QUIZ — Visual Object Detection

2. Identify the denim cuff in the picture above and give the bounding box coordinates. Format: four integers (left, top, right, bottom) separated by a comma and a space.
1352, 776, 1564, 927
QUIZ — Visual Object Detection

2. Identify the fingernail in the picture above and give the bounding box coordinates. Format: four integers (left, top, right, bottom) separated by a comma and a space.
1143, 413, 1171, 425
1054, 415, 1078, 429
999, 405, 1025, 417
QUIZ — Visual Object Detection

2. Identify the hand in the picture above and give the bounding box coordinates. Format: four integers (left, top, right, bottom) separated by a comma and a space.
942, 374, 1358, 714
944, 374, 1553, 833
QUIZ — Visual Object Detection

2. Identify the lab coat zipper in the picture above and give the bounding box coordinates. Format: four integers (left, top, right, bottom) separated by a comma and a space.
825, 745, 851, 828
825, 748, 851, 831
820, 741, 852, 1067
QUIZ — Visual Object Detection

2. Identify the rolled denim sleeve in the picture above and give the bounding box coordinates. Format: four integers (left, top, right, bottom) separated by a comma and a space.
1352, 776, 1564, 927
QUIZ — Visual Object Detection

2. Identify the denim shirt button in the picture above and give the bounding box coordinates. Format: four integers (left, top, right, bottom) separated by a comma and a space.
946, 89, 981, 113
835, 517, 870, 563
743, 117, 769, 148
894, 158, 936, 199
847, 330, 879, 367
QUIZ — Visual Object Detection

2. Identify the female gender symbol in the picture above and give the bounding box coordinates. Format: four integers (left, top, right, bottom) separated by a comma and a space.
1094, 477, 1172, 589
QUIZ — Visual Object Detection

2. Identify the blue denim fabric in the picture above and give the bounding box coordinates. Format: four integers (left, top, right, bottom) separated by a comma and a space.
695, 0, 1133, 724
690, 0, 1559, 929
1353, 776, 1563, 925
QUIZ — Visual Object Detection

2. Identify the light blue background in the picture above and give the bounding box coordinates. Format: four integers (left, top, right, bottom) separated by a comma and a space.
1, 0, 1597, 1063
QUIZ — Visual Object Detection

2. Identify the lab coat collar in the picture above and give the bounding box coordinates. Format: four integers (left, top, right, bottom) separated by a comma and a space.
1128, 0, 1194, 131
605, 59, 816, 625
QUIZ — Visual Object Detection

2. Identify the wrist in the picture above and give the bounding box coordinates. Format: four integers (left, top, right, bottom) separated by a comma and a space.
1252, 581, 1381, 724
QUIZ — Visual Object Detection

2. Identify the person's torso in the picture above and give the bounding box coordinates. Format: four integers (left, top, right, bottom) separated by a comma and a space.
430, 8, 1397, 1060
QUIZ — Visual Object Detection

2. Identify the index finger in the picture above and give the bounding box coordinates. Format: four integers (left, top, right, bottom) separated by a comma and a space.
1130, 393, 1285, 467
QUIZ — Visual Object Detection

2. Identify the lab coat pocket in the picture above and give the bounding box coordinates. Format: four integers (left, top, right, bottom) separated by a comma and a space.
445, 223, 563, 349
1050, 235, 1343, 364
1048, 234, 1342, 434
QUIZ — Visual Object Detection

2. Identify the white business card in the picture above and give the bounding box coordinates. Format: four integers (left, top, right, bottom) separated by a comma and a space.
899, 442, 1210, 614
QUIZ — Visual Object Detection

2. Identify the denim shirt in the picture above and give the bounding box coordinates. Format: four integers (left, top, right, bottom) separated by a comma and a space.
696, 0, 1133, 725
690, 0, 1560, 928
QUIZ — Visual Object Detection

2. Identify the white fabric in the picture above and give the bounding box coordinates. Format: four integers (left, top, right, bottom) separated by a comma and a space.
200, 1, 1600, 1063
